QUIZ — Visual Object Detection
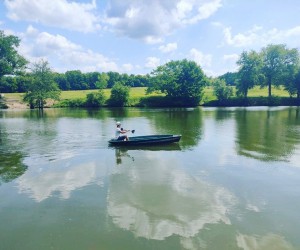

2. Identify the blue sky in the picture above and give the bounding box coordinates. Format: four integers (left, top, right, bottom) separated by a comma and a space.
1, 0, 300, 77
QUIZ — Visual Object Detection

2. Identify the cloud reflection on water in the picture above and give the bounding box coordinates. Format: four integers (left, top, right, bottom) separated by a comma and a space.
16, 152, 107, 202
107, 151, 236, 241
236, 233, 295, 250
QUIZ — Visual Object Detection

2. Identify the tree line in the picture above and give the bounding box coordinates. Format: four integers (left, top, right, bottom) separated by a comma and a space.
1, 29, 300, 109
0, 70, 151, 93
218, 44, 300, 99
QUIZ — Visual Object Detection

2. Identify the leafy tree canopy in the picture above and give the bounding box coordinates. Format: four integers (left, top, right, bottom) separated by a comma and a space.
0, 30, 27, 77
148, 59, 206, 105
108, 82, 130, 106
236, 50, 264, 97
213, 79, 233, 101
218, 72, 238, 86
23, 60, 60, 109
261, 44, 299, 97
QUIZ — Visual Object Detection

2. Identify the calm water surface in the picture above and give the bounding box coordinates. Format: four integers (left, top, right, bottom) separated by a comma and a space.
0, 107, 300, 250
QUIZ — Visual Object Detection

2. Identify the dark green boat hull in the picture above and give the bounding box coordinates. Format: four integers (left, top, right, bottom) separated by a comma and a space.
108, 134, 181, 146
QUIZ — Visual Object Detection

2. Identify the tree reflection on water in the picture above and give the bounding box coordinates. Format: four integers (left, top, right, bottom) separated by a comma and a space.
0, 152, 28, 184
235, 107, 300, 162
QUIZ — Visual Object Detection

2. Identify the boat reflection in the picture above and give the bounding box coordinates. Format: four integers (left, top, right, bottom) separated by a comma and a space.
113, 144, 181, 165
115, 148, 135, 165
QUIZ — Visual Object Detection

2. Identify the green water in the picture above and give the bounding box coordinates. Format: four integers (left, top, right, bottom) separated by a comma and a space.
0, 107, 300, 250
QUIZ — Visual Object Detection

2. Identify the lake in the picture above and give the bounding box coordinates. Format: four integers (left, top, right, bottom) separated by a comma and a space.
1, 107, 300, 250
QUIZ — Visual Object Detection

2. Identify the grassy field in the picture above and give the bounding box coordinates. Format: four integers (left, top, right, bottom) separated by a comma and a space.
3, 87, 162, 102
2, 86, 292, 105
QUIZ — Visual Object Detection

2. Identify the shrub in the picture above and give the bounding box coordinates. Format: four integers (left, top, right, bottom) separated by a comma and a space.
85, 91, 106, 107
213, 79, 233, 101
107, 82, 130, 106
54, 98, 85, 108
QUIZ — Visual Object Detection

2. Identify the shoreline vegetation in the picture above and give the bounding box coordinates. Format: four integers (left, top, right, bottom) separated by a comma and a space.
1, 31, 300, 110
1, 86, 299, 109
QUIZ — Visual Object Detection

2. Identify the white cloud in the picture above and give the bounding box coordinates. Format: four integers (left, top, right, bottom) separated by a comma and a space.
19, 26, 119, 72
145, 57, 160, 69
181, 0, 222, 24
159, 43, 178, 53
4, 0, 100, 32
223, 26, 260, 47
104, 0, 223, 43
223, 54, 239, 62
122, 63, 134, 72
223, 25, 300, 48
189, 48, 212, 68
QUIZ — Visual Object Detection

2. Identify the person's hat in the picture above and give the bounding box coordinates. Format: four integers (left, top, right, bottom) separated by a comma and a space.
116, 121, 121, 125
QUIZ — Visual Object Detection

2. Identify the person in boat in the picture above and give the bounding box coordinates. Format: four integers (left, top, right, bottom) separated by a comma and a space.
115, 121, 129, 141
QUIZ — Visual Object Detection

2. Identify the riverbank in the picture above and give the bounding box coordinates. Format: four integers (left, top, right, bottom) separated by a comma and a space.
1, 99, 27, 109
1, 86, 299, 109
2, 96, 300, 109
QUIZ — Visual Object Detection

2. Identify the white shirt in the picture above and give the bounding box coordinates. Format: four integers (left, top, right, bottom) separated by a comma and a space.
115, 127, 122, 138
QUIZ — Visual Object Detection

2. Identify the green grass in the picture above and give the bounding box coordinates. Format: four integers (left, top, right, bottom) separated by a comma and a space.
201, 85, 291, 103
3, 92, 24, 101
2, 86, 293, 106
247, 86, 290, 97
59, 87, 163, 100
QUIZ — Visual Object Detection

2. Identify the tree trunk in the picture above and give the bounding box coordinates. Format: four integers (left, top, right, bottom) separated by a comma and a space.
268, 79, 272, 97
38, 99, 44, 110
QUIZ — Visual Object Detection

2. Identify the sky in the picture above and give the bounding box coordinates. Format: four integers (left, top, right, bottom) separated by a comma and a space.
1, 0, 300, 77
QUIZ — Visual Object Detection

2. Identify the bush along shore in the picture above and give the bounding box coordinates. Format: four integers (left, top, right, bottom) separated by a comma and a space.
0, 94, 8, 109
2, 94, 300, 109
203, 96, 300, 107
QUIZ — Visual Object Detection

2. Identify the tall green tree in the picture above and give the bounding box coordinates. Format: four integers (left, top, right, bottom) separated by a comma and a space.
85, 72, 101, 89
236, 50, 263, 97
108, 82, 130, 106
24, 60, 60, 109
96, 73, 109, 89
53, 73, 70, 90
107, 71, 122, 88
294, 69, 300, 98
284, 66, 300, 98
85, 73, 108, 107
213, 79, 233, 101
148, 59, 206, 105
0, 76, 17, 93
65, 70, 87, 90
260, 44, 299, 97
0, 30, 27, 78
218, 72, 238, 86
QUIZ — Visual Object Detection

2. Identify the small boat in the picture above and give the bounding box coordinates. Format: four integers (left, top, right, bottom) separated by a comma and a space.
108, 134, 181, 146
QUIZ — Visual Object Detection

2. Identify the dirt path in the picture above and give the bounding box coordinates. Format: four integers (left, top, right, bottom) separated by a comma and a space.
2, 98, 28, 109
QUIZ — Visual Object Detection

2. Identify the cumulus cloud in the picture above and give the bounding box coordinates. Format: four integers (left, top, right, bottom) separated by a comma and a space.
179, 0, 222, 24
4, 0, 100, 32
223, 26, 261, 47
104, 0, 222, 43
223, 25, 300, 48
223, 53, 239, 62
188, 48, 212, 68
159, 43, 178, 53
121, 63, 134, 72
19, 26, 119, 72
145, 57, 160, 69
